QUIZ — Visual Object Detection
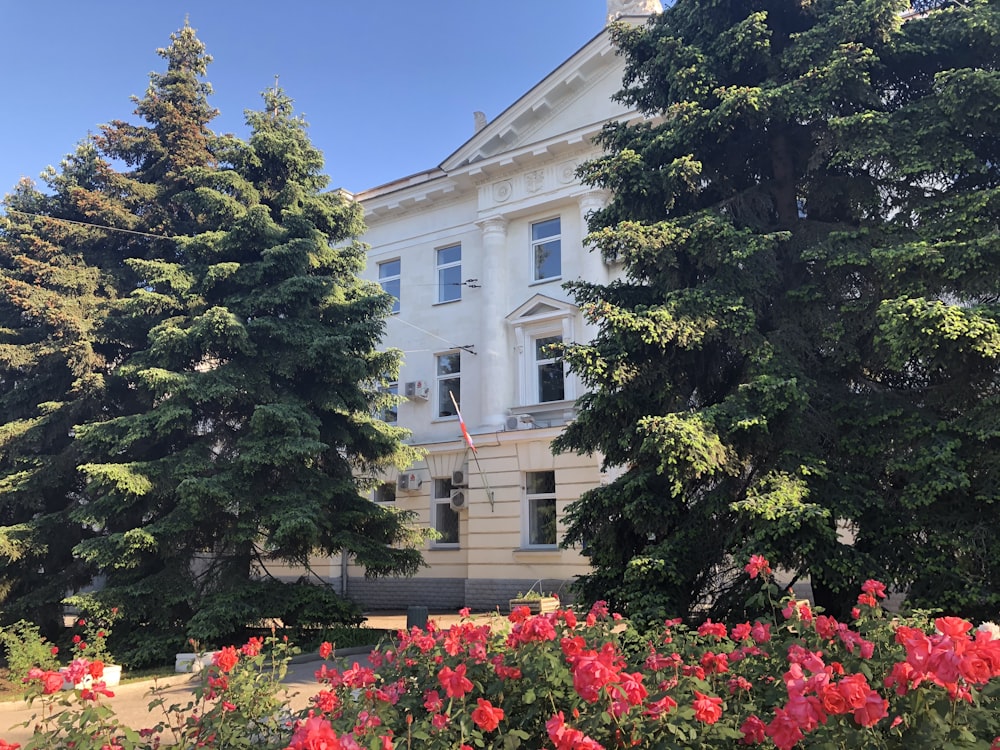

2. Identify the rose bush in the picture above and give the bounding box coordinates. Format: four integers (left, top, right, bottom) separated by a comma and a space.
5, 558, 1000, 749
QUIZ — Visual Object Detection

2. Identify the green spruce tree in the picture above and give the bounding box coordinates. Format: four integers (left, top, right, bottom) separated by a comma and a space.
0, 146, 127, 635
556, 0, 1000, 623
72, 85, 421, 664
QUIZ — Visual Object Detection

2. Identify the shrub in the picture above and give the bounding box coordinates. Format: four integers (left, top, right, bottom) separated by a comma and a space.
0, 620, 60, 682
7, 558, 1000, 749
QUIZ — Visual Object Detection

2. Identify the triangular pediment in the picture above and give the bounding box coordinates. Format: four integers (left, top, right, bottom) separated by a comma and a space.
441, 27, 633, 174
506, 294, 577, 323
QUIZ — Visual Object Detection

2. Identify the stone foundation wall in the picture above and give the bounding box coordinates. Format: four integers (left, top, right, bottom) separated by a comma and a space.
346, 577, 465, 611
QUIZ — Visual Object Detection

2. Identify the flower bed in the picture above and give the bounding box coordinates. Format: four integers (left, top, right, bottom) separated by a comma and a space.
7, 557, 1000, 749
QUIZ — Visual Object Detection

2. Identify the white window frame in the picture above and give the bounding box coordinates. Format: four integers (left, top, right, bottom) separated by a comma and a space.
435, 351, 461, 420
378, 259, 401, 313
431, 477, 460, 547
436, 244, 462, 304
523, 470, 557, 548
531, 217, 561, 282
532, 334, 565, 404
509, 300, 576, 409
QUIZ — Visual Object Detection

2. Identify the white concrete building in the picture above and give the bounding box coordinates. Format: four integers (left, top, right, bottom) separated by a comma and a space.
279, 1, 661, 611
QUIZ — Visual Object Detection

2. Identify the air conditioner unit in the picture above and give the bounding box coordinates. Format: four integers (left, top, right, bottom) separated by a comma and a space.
396, 472, 421, 491
452, 464, 469, 487
505, 414, 534, 431
404, 380, 430, 400
449, 489, 467, 511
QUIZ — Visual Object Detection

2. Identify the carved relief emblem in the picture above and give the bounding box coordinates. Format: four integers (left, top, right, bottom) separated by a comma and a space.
558, 161, 577, 185
525, 169, 545, 193
492, 180, 513, 203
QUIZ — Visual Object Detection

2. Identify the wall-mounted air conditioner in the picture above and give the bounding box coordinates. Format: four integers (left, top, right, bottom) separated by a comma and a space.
452, 464, 469, 487
404, 380, 430, 400
396, 472, 422, 491
449, 489, 467, 511
505, 414, 534, 431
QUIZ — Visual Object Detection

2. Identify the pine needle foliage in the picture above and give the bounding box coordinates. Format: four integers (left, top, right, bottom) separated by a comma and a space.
556, 0, 1000, 624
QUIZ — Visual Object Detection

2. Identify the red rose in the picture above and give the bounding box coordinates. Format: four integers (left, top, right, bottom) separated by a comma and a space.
692, 691, 723, 724
821, 684, 850, 715
285, 716, 342, 750
853, 690, 889, 727
838, 673, 871, 709
936, 617, 973, 639
319, 641, 333, 660
766, 708, 805, 750
42, 671, 64, 694
740, 715, 767, 744
212, 646, 239, 673
437, 663, 473, 699
471, 698, 505, 732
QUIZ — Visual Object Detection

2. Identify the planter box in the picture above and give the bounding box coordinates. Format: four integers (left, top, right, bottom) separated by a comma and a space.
509, 596, 559, 614
61, 663, 122, 690
175, 651, 219, 673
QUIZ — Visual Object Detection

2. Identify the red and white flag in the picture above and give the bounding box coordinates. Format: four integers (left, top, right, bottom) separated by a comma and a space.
449, 391, 476, 453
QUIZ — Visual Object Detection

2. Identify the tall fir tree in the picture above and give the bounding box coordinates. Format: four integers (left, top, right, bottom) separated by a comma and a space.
0, 21, 222, 645
72, 85, 421, 664
2, 22, 422, 663
0, 146, 129, 635
556, 0, 1000, 623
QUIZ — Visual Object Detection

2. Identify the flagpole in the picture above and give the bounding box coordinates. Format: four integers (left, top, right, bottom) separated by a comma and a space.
449, 391, 495, 511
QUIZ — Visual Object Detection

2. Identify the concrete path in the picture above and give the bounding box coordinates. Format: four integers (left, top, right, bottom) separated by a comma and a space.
0, 611, 494, 746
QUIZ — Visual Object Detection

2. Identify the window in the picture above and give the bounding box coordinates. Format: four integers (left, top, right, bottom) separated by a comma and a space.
436, 245, 462, 303
534, 335, 565, 403
432, 477, 459, 545
378, 259, 400, 313
374, 482, 396, 503
436, 352, 461, 419
525, 471, 557, 547
380, 381, 398, 423
531, 218, 561, 282
507, 296, 577, 410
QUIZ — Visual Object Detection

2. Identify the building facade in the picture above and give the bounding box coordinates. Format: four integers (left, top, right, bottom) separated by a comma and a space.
276, 1, 660, 611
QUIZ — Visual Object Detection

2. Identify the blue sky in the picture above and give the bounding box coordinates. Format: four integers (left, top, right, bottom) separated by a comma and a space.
1, 1, 612, 203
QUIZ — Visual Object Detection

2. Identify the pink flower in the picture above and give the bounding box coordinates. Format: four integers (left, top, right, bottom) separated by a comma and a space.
740, 715, 767, 744
766, 707, 804, 750
853, 690, 889, 727
319, 642, 333, 660
745, 555, 772, 579
861, 579, 887, 599
286, 716, 344, 749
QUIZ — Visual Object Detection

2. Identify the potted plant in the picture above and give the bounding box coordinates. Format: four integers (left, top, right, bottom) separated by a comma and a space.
508, 589, 559, 614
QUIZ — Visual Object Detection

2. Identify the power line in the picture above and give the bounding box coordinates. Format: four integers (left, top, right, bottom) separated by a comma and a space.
4, 208, 174, 240
388, 314, 476, 355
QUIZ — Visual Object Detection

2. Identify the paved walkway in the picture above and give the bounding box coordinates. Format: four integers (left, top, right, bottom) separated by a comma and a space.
0, 611, 495, 746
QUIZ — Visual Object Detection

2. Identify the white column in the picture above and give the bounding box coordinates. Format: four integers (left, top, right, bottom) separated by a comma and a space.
476, 215, 510, 428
